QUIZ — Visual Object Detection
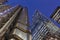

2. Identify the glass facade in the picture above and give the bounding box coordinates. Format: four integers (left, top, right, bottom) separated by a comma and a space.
31, 10, 60, 40
31, 11, 49, 40
50, 7, 60, 24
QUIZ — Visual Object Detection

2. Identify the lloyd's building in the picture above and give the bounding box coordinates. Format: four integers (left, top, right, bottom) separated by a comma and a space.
0, 0, 31, 40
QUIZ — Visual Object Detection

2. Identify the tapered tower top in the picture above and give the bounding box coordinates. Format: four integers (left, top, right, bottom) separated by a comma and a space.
0, 0, 7, 4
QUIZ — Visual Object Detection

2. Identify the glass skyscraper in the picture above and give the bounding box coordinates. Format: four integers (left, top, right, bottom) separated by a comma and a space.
31, 10, 60, 40
31, 10, 49, 40
50, 6, 60, 24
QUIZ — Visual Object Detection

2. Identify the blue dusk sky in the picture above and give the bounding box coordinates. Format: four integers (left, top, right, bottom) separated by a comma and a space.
6, 0, 60, 27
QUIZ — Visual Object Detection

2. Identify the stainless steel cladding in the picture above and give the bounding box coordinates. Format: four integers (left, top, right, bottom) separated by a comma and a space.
8, 7, 31, 40
0, 5, 19, 28
9, 28, 23, 40
0, 5, 21, 40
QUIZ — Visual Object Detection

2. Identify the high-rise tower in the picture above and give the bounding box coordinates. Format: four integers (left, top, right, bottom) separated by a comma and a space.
0, 0, 31, 40
31, 10, 60, 40
8, 7, 31, 40
50, 6, 60, 24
